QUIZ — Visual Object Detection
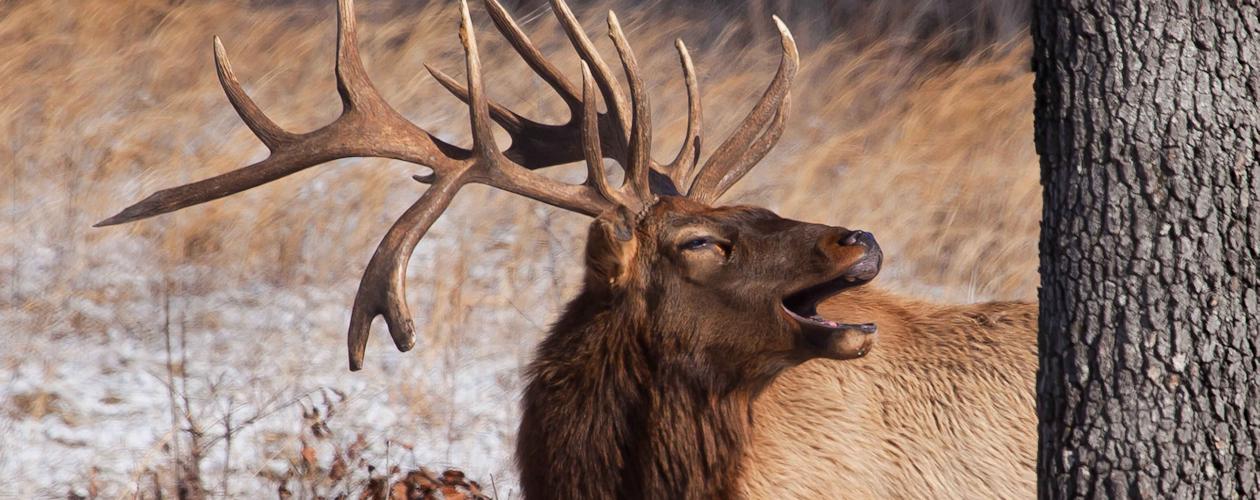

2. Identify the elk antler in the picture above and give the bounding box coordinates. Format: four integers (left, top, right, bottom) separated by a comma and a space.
96, 0, 797, 370
686, 16, 798, 204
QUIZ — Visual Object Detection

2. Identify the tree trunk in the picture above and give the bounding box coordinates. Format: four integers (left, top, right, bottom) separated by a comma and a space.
1033, 1, 1260, 498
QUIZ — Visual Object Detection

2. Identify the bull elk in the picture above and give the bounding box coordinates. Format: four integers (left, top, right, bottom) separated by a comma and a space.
97, 0, 1038, 498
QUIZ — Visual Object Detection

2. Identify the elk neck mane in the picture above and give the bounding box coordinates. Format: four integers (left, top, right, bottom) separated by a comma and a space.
516, 279, 759, 499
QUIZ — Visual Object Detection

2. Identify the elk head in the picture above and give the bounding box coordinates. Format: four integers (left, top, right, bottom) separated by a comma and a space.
96, 0, 882, 375
585, 197, 880, 383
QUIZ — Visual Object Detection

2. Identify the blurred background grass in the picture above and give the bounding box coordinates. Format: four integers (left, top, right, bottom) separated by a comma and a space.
0, 0, 1036, 496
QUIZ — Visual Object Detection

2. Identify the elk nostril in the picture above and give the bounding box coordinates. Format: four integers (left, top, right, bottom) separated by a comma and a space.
842, 230, 866, 246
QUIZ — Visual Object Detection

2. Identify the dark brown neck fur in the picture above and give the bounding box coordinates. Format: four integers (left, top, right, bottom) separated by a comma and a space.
516, 287, 758, 500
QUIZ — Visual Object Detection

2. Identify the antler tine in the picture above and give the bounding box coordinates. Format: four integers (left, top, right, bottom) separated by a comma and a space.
607, 12, 653, 206
460, 0, 500, 161
736, 93, 789, 179
662, 39, 701, 189
687, 16, 798, 204
335, 0, 381, 111
425, 65, 530, 138
349, 174, 465, 370
213, 37, 293, 150
483, 0, 580, 111
549, 0, 631, 149
580, 63, 623, 206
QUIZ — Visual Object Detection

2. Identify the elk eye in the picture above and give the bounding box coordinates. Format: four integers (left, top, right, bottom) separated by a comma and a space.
680, 237, 714, 251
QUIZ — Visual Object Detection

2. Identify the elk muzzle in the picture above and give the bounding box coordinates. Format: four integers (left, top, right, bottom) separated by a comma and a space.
781, 227, 883, 360
820, 228, 882, 281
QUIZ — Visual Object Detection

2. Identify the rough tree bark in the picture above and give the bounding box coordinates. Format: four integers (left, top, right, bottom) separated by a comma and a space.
1034, 1, 1260, 498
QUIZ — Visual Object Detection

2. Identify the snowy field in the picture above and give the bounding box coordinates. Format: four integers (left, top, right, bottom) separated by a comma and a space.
2, 228, 563, 497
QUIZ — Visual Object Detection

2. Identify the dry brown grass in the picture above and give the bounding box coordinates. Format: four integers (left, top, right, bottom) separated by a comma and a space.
0, 0, 1036, 496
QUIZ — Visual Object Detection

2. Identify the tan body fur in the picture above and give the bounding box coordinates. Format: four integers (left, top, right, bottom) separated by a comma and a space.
742, 287, 1037, 499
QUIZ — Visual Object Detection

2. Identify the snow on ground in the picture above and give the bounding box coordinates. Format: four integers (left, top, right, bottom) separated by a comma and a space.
0, 214, 582, 498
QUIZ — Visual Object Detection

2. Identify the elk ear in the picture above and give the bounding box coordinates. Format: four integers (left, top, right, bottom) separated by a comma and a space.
585, 205, 640, 290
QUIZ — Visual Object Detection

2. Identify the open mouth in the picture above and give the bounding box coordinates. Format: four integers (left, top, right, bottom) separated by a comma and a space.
781, 273, 876, 333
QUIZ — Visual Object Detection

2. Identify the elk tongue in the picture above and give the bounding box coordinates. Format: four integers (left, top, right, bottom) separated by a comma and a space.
809, 314, 844, 328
